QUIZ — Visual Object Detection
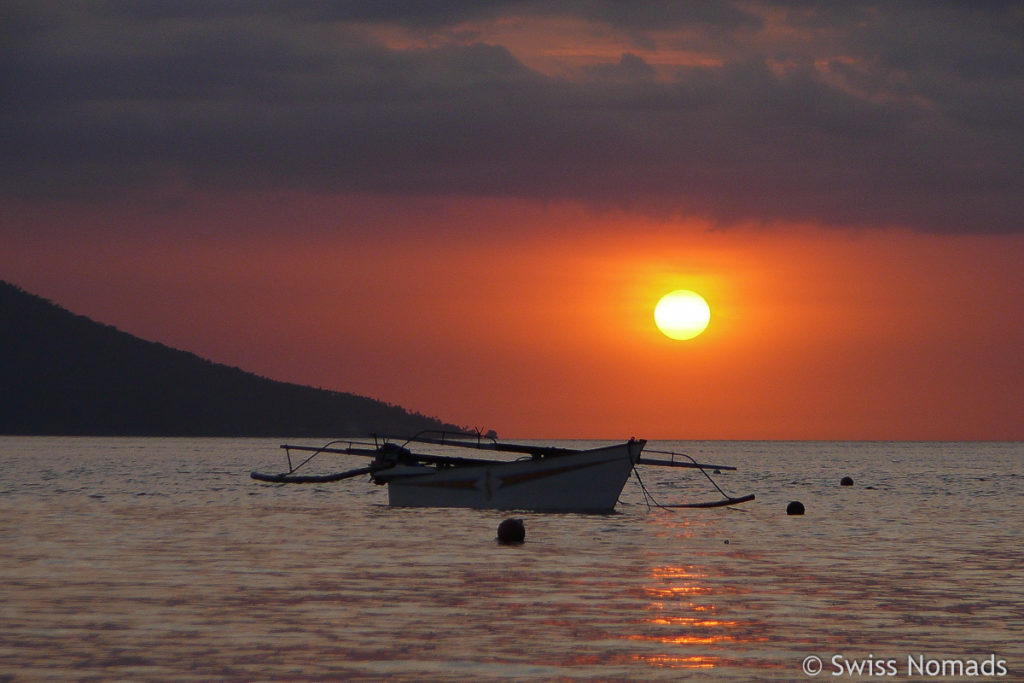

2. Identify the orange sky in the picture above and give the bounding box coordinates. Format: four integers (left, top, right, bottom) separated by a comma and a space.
4, 193, 1022, 439
3, 4, 1023, 439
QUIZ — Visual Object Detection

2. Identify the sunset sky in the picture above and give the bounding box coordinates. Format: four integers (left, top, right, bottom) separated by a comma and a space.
3, 2, 1022, 439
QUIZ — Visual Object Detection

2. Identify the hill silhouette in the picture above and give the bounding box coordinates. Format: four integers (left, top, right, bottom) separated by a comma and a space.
0, 281, 463, 437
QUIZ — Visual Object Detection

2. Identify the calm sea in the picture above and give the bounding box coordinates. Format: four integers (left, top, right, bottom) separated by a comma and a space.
1, 438, 1020, 682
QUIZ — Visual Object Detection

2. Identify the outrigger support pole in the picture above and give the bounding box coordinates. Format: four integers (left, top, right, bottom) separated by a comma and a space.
633, 448, 754, 510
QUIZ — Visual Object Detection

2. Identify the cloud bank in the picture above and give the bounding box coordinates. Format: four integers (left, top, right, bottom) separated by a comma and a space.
3, 1, 1023, 232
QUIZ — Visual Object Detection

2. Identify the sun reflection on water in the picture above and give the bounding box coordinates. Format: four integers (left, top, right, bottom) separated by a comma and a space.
625, 559, 763, 670
635, 654, 718, 669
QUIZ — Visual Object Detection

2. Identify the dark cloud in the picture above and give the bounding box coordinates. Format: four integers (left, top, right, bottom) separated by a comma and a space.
97, 0, 761, 31
2, 1, 1022, 232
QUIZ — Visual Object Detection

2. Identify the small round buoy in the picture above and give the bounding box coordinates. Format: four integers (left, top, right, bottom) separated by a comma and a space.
497, 518, 526, 544
786, 501, 805, 515
841, 476, 854, 486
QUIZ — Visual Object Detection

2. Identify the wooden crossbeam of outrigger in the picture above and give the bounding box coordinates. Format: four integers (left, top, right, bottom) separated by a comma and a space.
637, 457, 736, 471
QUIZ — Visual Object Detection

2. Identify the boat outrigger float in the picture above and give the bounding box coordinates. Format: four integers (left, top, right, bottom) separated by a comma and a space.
251, 432, 754, 513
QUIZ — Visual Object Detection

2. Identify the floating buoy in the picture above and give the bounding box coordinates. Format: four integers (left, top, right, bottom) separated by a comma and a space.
786, 501, 805, 515
841, 476, 854, 486
497, 518, 526, 544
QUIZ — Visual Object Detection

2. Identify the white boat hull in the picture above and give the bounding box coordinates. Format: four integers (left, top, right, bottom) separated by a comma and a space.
384, 440, 645, 513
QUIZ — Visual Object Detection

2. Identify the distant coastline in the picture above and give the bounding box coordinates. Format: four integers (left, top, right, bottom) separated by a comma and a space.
0, 281, 462, 437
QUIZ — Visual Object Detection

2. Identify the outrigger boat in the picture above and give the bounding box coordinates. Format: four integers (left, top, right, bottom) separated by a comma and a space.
251, 431, 754, 513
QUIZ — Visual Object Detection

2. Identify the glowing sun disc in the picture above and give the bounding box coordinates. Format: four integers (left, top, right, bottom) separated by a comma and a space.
654, 290, 711, 340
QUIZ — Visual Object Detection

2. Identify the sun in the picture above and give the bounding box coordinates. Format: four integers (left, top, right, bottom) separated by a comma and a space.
654, 290, 711, 340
